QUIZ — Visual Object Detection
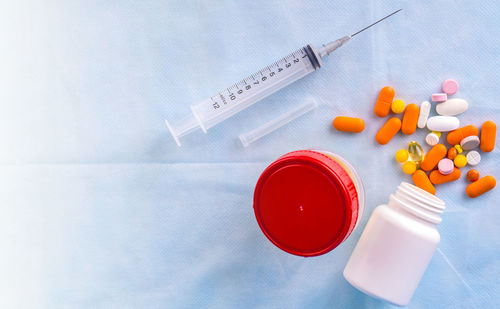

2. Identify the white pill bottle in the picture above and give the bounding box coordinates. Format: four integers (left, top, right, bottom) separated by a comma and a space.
343, 182, 445, 306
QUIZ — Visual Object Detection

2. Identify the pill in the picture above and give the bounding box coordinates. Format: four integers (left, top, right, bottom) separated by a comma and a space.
460, 135, 480, 150
466, 175, 496, 198
466, 150, 481, 166
395, 149, 409, 163
436, 98, 468, 116
425, 132, 440, 146
437, 158, 455, 175
408, 141, 424, 163
454, 144, 463, 153
432, 131, 441, 137
453, 154, 467, 168
376, 117, 401, 145
467, 169, 480, 182
374, 86, 395, 117
333, 116, 365, 133
480, 120, 496, 152
401, 103, 419, 135
402, 161, 417, 175
442, 79, 459, 95
430, 168, 461, 185
426, 116, 460, 132
447, 147, 458, 160
391, 99, 405, 114
420, 144, 447, 171
412, 170, 436, 195
417, 101, 431, 129
431, 93, 447, 102
446, 125, 479, 145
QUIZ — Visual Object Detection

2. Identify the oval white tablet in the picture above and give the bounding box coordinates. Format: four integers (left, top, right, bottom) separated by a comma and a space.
417, 101, 431, 128
436, 98, 468, 116
426, 116, 460, 132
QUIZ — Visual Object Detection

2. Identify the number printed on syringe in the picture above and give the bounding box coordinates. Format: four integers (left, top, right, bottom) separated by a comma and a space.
210, 48, 311, 111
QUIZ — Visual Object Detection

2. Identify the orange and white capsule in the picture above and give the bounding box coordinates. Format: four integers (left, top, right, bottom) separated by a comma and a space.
466, 175, 496, 198
333, 116, 365, 133
412, 170, 436, 195
401, 103, 419, 135
374, 86, 395, 117
480, 121, 496, 152
420, 144, 447, 171
376, 117, 401, 145
446, 125, 478, 145
429, 168, 461, 185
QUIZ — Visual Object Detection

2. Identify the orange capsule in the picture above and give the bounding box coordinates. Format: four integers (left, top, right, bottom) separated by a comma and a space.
480, 121, 496, 152
447, 147, 457, 160
401, 103, 419, 135
374, 86, 395, 117
412, 170, 436, 195
420, 144, 447, 171
375, 117, 401, 145
429, 168, 461, 185
466, 175, 496, 198
333, 116, 365, 133
447, 125, 479, 145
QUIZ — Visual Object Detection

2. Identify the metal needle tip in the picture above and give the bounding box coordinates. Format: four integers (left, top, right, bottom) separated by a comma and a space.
350, 9, 402, 38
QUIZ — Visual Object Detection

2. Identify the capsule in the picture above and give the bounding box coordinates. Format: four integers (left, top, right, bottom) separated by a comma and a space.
407, 141, 424, 164
412, 170, 436, 195
375, 117, 401, 145
466, 175, 496, 198
480, 121, 496, 152
446, 125, 479, 145
420, 144, 447, 171
374, 86, 395, 117
333, 116, 365, 133
401, 103, 419, 135
429, 168, 461, 185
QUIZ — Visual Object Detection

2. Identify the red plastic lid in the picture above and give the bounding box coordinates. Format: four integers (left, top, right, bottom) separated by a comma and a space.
254, 150, 359, 257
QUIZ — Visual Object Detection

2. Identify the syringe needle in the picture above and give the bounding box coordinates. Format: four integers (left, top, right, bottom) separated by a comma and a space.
318, 9, 402, 58
350, 9, 402, 37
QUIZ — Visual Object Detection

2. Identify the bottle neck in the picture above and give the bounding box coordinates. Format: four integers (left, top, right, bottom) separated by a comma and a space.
388, 182, 446, 226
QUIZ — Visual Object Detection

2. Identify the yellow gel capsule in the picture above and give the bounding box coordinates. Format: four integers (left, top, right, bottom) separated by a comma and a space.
454, 144, 463, 153
391, 99, 405, 114
395, 149, 409, 162
431, 131, 441, 138
408, 141, 424, 164
402, 161, 417, 174
454, 154, 467, 168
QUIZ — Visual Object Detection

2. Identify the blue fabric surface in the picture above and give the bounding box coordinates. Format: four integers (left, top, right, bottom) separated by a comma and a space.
0, 0, 499, 308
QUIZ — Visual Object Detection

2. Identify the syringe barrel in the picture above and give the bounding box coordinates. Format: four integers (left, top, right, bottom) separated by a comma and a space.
191, 46, 319, 131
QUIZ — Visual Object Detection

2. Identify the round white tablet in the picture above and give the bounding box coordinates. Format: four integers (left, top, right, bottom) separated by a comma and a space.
466, 151, 481, 166
425, 132, 440, 146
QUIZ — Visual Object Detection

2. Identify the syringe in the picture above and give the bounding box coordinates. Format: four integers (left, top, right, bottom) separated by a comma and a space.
166, 9, 402, 146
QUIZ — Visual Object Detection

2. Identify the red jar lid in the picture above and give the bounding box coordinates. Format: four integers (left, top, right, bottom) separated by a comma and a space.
254, 150, 359, 257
